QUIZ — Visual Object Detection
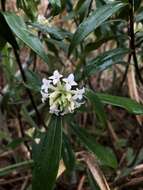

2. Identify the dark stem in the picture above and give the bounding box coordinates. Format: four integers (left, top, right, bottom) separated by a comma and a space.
129, 0, 143, 85
119, 53, 131, 89
127, 0, 143, 166
13, 48, 46, 128
1, 0, 6, 11
17, 111, 32, 158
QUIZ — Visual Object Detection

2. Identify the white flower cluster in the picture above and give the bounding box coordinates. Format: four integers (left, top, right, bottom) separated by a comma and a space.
41, 70, 85, 116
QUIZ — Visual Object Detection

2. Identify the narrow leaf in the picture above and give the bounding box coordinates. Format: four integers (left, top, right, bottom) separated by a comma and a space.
69, 2, 126, 54
62, 133, 75, 172
2, 12, 49, 63
85, 48, 130, 76
71, 123, 118, 169
96, 92, 143, 114
32, 116, 63, 190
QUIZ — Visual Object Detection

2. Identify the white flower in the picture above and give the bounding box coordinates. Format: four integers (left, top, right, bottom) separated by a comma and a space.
41, 71, 85, 116
73, 88, 85, 100
41, 78, 51, 93
49, 70, 63, 85
63, 74, 77, 90
49, 105, 60, 116
41, 92, 49, 103
41, 78, 51, 102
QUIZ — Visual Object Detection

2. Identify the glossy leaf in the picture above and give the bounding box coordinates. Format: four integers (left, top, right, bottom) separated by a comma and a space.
62, 133, 75, 172
85, 35, 115, 53
32, 116, 63, 190
71, 123, 118, 169
85, 48, 130, 76
96, 93, 143, 114
69, 2, 125, 54
2, 12, 49, 63
0, 13, 18, 49
31, 22, 72, 40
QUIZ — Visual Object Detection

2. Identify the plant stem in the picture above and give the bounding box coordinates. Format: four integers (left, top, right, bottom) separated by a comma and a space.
129, 0, 143, 85
119, 53, 131, 89
13, 48, 46, 128
1, 0, 6, 11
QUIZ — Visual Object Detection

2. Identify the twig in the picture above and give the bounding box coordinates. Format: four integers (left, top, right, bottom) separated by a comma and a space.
129, 0, 143, 85
13, 48, 46, 128
21, 174, 30, 190
119, 54, 131, 89
77, 175, 86, 190
120, 176, 143, 188
0, 0, 6, 11
0, 175, 32, 185
17, 110, 32, 158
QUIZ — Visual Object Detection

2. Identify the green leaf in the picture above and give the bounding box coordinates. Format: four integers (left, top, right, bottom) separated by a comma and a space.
32, 116, 63, 190
2, 12, 49, 63
69, 2, 126, 54
21, 105, 37, 127
25, 70, 41, 91
0, 35, 6, 50
96, 92, 143, 114
0, 13, 18, 49
62, 133, 75, 172
31, 22, 72, 40
85, 48, 130, 76
0, 160, 33, 177
16, 0, 38, 20
71, 123, 118, 169
85, 89, 107, 128
49, 0, 62, 15
85, 35, 115, 54
87, 170, 100, 190
7, 138, 26, 149
74, 0, 92, 20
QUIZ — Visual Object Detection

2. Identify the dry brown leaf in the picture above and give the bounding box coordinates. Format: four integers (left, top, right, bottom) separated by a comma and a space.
83, 152, 111, 190
57, 160, 66, 179
127, 64, 143, 125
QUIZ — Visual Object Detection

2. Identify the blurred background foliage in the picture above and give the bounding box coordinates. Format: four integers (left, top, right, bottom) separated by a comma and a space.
1, 0, 143, 190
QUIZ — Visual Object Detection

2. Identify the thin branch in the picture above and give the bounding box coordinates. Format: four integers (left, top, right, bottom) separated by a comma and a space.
1, 0, 6, 11
13, 48, 46, 128
129, 0, 143, 85
119, 53, 131, 89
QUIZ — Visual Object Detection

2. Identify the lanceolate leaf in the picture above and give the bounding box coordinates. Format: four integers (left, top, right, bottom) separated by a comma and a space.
31, 22, 72, 40
62, 133, 75, 172
32, 116, 63, 190
2, 12, 49, 63
85, 35, 115, 54
69, 2, 126, 54
71, 123, 118, 169
85, 48, 130, 76
0, 13, 18, 49
96, 93, 143, 114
